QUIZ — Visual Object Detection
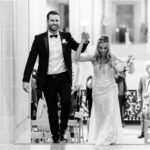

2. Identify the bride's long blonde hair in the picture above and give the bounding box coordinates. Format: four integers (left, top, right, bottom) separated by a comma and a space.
93, 35, 112, 65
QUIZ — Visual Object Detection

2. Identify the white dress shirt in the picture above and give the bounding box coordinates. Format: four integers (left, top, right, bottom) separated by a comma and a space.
47, 31, 66, 74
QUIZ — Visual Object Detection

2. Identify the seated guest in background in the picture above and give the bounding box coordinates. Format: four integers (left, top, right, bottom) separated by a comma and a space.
115, 71, 127, 127
137, 61, 150, 138
70, 84, 82, 116
86, 75, 93, 118
85, 75, 93, 139
31, 69, 38, 120
71, 52, 83, 115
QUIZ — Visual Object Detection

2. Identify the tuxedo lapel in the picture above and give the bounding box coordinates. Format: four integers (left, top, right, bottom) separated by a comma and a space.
59, 31, 66, 53
44, 32, 49, 54
59, 31, 64, 43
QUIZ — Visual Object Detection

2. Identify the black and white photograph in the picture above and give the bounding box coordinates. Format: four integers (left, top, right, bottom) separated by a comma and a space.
0, 0, 150, 150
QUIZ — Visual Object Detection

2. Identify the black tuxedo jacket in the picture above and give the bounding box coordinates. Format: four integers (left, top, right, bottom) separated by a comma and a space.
23, 31, 88, 90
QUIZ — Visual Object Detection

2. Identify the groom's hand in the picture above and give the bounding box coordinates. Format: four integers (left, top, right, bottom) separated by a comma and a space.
81, 32, 90, 43
22, 82, 30, 93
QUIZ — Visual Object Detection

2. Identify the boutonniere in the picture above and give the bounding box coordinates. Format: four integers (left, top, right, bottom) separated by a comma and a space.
62, 39, 68, 45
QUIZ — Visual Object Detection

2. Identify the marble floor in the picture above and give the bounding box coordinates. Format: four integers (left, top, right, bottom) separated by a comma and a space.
0, 143, 150, 150
1, 124, 150, 150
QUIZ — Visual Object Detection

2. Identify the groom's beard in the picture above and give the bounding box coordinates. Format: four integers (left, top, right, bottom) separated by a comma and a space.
48, 25, 59, 32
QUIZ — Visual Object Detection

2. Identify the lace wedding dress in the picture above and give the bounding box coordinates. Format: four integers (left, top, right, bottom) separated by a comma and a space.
88, 63, 122, 145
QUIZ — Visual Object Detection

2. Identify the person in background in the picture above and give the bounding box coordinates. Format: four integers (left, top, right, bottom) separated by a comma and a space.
115, 71, 127, 127
85, 75, 93, 141
86, 75, 93, 118
137, 61, 150, 138
31, 69, 38, 120
22, 10, 89, 143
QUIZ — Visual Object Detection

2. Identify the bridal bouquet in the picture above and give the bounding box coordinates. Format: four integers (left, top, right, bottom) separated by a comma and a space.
124, 55, 135, 74
115, 55, 135, 74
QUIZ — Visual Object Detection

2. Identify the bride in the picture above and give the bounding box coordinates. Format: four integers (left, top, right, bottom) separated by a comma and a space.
74, 34, 134, 145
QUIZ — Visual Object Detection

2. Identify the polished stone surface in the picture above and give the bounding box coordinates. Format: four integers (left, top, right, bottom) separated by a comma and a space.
1, 144, 150, 150
1, 124, 150, 150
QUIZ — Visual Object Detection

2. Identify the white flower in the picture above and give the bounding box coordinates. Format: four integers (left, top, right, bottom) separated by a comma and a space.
126, 55, 135, 74
62, 39, 68, 45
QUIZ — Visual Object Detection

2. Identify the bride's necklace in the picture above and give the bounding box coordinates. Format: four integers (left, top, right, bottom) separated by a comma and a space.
99, 62, 106, 71
98, 58, 109, 74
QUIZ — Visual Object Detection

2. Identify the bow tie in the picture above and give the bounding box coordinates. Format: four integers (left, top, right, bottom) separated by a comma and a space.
50, 34, 58, 38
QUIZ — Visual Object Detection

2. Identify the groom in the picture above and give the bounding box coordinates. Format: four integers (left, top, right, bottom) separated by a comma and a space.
22, 10, 89, 143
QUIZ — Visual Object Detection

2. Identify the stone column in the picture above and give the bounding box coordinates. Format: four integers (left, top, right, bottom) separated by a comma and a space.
147, 0, 150, 44
13, 0, 30, 143
92, 0, 103, 44
0, 0, 15, 143
69, 0, 103, 44
69, 0, 80, 40
14, 0, 51, 143
29, 0, 50, 47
